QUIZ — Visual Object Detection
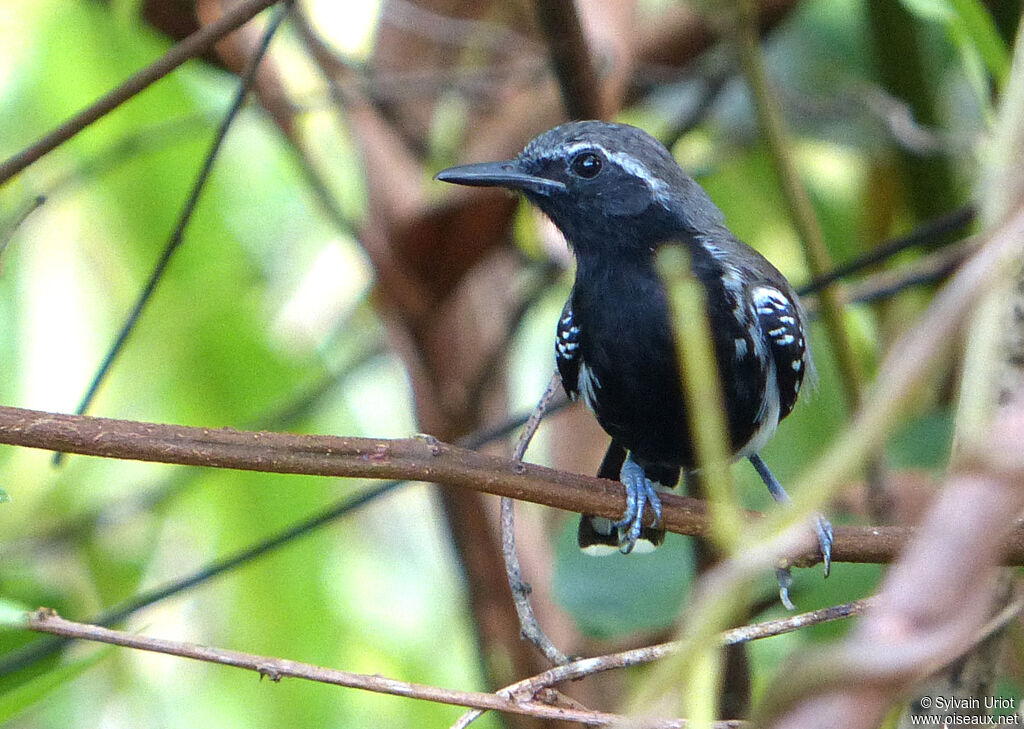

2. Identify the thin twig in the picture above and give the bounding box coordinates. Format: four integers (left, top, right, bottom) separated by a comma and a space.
56, 1, 292, 464
381, 0, 538, 57
503, 371, 569, 665
452, 598, 873, 729
513, 371, 563, 462
797, 205, 976, 296
0, 0, 283, 185
837, 237, 977, 308
0, 195, 45, 274
22, 609, 686, 728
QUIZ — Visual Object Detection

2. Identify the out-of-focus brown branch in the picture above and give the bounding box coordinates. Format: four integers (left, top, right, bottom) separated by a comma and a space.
533, 0, 605, 119
634, 0, 799, 72
758, 411, 1024, 729
5, 404, 1024, 568
0, 0, 282, 185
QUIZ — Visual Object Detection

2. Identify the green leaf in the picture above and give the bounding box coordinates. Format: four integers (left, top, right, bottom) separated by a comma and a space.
947, 0, 1010, 86
0, 645, 112, 723
552, 520, 695, 637
899, 0, 1009, 95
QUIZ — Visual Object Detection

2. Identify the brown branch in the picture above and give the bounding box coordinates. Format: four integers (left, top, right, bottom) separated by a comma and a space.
504, 372, 569, 665
2, 404, 1024, 568
452, 599, 873, 729
533, 0, 605, 119
22, 608, 679, 727
23, 600, 868, 729
0, 0, 283, 186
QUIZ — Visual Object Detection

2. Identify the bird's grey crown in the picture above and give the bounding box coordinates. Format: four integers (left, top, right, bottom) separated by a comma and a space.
519, 120, 727, 231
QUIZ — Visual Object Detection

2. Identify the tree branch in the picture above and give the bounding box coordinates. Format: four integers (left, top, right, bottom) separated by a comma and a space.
532, 0, 605, 119
452, 598, 873, 728
3, 404, 1024, 567
21, 608, 680, 727
21, 599, 870, 729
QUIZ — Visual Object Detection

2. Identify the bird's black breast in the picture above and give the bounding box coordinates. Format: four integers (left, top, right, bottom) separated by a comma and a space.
562, 245, 769, 471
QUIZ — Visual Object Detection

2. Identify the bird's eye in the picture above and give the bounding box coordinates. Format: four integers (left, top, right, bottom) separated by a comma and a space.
570, 152, 602, 179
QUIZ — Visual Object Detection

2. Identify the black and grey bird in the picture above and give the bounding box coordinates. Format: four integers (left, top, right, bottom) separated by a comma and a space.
436, 121, 832, 573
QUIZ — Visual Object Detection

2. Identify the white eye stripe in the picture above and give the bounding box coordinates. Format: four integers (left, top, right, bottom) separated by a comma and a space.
539, 142, 670, 198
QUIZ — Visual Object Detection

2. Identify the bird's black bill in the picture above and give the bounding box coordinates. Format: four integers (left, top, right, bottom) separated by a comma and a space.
435, 161, 566, 194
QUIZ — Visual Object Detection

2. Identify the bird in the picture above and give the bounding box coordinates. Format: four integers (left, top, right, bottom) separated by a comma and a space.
435, 120, 832, 575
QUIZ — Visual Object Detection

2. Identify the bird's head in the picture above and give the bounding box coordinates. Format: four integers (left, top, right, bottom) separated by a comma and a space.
435, 121, 726, 253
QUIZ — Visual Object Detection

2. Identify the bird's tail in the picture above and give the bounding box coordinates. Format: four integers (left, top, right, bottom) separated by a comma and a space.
576, 441, 673, 554
578, 514, 665, 554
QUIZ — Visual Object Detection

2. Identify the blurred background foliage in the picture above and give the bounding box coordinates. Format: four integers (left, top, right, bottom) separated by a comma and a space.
0, 0, 1017, 727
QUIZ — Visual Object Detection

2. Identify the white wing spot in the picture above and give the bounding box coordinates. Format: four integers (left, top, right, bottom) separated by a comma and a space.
792, 359, 802, 371
735, 338, 748, 358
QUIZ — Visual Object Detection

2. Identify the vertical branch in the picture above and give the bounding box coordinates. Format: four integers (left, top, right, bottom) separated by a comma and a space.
866, 1, 960, 220
532, 0, 606, 119
501, 372, 570, 666
730, 0, 865, 414
654, 246, 744, 725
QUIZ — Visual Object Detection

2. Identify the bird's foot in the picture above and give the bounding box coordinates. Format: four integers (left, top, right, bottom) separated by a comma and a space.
816, 514, 834, 578
750, 454, 833, 577
776, 567, 796, 611
614, 456, 663, 554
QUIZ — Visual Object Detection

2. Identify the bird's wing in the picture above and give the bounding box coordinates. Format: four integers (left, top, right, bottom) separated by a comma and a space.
555, 297, 582, 399
752, 286, 809, 419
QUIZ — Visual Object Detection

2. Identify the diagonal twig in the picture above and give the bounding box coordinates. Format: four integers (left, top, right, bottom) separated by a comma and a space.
0, 0, 283, 185
57, 1, 292, 461
452, 598, 873, 729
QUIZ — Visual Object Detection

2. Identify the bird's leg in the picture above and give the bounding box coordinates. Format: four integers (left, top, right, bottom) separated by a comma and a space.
749, 454, 833, 578
614, 454, 663, 554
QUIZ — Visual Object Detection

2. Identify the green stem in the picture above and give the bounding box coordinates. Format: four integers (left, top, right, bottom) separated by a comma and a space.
731, 0, 865, 413
658, 247, 742, 553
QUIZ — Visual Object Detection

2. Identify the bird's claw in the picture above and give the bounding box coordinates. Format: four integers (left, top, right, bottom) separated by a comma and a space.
816, 514, 834, 577
776, 567, 796, 610
614, 457, 663, 554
